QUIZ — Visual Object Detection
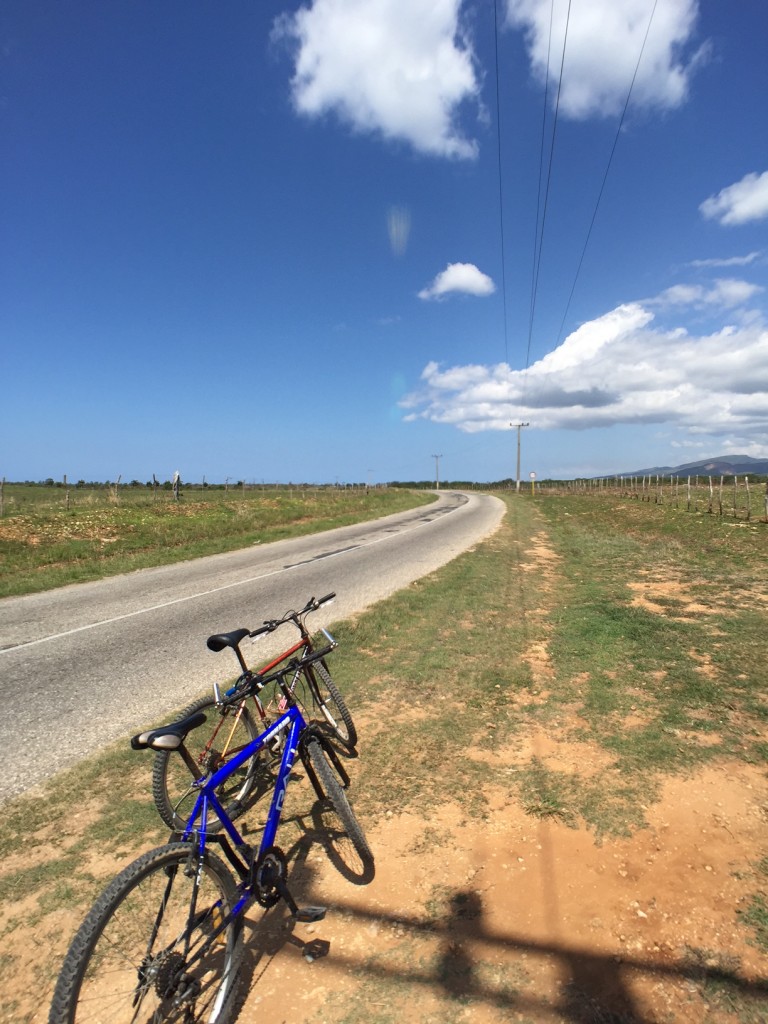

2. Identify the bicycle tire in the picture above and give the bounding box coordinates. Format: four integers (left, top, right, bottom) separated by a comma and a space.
306, 739, 372, 863
49, 842, 242, 1024
152, 694, 264, 832
305, 658, 358, 749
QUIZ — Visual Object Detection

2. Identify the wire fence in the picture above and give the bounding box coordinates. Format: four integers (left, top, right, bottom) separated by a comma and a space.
537, 474, 768, 523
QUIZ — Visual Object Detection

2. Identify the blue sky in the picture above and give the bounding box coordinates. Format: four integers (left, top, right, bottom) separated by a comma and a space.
2, 0, 767, 485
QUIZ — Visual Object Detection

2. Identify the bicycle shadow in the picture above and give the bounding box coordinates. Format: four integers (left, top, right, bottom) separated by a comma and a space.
273, 803, 375, 886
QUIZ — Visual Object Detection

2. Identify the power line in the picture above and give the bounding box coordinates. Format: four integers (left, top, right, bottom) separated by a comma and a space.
526, 0, 573, 372
554, 0, 661, 347
528, 0, 556, 352
493, 0, 509, 364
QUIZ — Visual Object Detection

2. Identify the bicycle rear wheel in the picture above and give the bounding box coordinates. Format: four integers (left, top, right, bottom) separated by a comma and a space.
305, 658, 358, 748
152, 694, 265, 832
49, 842, 242, 1024
306, 739, 372, 863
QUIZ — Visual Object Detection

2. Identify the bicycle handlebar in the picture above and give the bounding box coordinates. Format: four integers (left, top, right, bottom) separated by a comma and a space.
249, 592, 336, 639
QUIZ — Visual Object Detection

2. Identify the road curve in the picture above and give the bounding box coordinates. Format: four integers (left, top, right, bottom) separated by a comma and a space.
0, 490, 504, 799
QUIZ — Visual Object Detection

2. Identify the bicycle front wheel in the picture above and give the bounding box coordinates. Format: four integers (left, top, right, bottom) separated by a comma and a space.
305, 658, 358, 748
306, 739, 372, 863
49, 842, 242, 1024
152, 694, 264, 832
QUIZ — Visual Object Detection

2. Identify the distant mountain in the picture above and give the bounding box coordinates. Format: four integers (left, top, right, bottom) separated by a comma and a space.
627, 455, 768, 477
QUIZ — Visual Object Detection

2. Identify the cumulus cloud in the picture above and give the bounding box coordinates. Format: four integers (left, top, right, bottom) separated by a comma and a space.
418, 262, 496, 300
401, 298, 768, 441
700, 171, 768, 226
273, 0, 480, 159
506, 0, 705, 119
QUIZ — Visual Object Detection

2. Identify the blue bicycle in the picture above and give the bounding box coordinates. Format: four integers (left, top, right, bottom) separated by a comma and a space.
49, 644, 372, 1023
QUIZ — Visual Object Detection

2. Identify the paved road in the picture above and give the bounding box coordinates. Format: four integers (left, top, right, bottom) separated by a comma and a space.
0, 490, 504, 799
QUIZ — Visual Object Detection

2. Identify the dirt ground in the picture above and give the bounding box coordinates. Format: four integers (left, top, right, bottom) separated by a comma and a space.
5, 752, 766, 1024
229, 751, 767, 1024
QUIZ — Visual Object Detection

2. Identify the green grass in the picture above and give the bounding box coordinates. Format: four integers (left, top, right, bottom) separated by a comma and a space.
0, 486, 433, 596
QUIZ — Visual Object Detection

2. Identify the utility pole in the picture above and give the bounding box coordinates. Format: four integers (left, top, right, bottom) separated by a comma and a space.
510, 422, 530, 492
431, 454, 442, 490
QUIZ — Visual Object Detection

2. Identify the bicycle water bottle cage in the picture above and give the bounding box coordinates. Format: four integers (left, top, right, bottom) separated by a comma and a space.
206, 628, 250, 653
130, 710, 207, 751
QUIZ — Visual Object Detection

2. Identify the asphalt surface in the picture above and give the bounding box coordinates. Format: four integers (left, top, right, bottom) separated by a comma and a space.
0, 490, 504, 800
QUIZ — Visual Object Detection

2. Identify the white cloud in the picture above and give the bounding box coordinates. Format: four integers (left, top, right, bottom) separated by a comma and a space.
689, 252, 762, 268
274, 0, 480, 159
700, 171, 768, 226
652, 278, 764, 309
418, 262, 496, 300
506, 0, 704, 119
402, 302, 768, 440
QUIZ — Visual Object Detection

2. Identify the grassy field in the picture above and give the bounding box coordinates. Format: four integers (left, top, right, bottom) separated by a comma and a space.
1, 491, 767, 1022
0, 484, 433, 598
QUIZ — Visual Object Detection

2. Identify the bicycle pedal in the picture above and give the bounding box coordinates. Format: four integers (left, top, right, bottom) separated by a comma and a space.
303, 938, 330, 963
295, 905, 326, 923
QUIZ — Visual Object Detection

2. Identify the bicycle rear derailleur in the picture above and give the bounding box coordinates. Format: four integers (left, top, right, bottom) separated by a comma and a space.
251, 846, 326, 923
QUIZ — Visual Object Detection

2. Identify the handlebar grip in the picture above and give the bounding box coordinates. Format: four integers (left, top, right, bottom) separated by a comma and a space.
249, 622, 275, 638
317, 592, 336, 607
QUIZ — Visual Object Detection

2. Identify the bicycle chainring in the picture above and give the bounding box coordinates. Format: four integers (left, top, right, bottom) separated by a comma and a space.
253, 846, 288, 908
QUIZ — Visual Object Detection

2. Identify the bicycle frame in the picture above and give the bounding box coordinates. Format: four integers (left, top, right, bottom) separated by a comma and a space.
206, 627, 336, 764
181, 702, 308, 862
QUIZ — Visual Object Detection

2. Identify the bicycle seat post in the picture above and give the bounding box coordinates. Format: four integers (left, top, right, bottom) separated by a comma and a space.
232, 644, 248, 676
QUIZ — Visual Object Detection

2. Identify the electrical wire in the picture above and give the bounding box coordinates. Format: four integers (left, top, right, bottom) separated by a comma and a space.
554, 0, 660, 347
528, 0, 556, 350
493, 0, 509, 364
526, 0, 573, 372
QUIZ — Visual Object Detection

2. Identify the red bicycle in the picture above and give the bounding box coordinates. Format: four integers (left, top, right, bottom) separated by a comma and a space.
152, 593, 357, 831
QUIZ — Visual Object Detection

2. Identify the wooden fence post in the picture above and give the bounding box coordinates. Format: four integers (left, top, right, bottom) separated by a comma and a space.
745, 477, 751, 520
0, 477, 4, 517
